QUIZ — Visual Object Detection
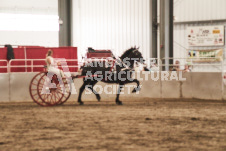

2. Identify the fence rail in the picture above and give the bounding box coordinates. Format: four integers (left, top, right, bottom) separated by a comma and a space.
0, 57, 225, 73
0, 60, 8, 72
161, 57, 224, 72
8, 59, 79, 73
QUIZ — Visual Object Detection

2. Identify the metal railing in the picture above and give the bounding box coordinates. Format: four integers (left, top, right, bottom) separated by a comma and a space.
0, 57, 224, 73
8, 59, 79, 73
0, 60, 9, 72
161, 57, 224, 72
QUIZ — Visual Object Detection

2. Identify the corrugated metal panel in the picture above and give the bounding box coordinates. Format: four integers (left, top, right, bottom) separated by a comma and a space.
174, 0, 226, 22
0, 0, 57, 15
72, 0, 151, 60
155, 0, 226, 71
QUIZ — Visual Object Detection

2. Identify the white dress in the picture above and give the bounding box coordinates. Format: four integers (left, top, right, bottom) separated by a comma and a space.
46, 56, 62, 77
42, 56, 65, 94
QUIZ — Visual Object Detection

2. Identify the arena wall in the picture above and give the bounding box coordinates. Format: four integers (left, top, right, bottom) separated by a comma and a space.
9, 72, 38, 102
223, 85, 226, 100
0, 72, 225, 103
191, 73, 223, 100
0, 73, 10, 102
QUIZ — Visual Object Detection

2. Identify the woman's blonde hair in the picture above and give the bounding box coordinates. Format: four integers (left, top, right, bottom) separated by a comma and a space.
46, 49, 53, 57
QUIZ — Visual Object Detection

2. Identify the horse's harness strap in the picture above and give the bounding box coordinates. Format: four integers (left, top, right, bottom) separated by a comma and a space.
117, 58, 133, 71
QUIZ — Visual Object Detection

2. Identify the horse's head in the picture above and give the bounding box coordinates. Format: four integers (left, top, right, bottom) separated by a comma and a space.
120, 46, 145, 68
130, 46, 145, 64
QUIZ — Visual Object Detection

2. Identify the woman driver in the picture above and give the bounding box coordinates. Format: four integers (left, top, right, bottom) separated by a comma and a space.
45, 49, 65, 78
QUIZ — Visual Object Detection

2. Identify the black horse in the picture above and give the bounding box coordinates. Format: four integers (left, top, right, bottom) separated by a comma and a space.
76, 46, 146, 105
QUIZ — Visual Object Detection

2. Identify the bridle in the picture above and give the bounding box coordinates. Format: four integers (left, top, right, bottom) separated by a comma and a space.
113, 48, 141, 71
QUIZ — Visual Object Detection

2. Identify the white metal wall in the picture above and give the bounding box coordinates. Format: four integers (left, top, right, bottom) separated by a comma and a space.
172, 0, 226, 72
174, 23, 226, 58
174, 0, 226, 22
174, 23, 226, 72
0, 0, 58, 47
72, 0, 151, 60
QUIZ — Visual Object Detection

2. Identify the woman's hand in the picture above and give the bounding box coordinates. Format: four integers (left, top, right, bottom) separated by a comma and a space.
57, 62, 61, 66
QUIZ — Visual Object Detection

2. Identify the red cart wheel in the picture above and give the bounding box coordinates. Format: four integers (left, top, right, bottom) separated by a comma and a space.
37, 74, 71, 106
57, 78, 72, 105
29, 72, 49, 106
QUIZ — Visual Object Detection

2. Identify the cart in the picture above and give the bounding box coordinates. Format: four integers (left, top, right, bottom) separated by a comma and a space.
29, 57, 116, 106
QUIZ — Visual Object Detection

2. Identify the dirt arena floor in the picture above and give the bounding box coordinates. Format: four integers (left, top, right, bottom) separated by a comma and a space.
0, 98, 226, 151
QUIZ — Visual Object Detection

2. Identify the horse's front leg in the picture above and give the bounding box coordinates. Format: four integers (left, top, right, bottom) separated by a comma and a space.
86, 81, 101, 101
126, 71, 140, 93
78, 80, 90, 105
116, 84, 124, 105
127, 79, 140, 93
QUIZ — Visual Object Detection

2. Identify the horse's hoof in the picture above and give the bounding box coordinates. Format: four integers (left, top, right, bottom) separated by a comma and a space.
116, 101, 123, 105
78, 101, 84, 105
132, 87, 141, 93
132, 88, 136, 93
97, 95, 101, 102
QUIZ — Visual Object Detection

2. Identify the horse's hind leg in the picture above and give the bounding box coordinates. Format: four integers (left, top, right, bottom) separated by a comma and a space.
116, 84, 124, 105
78, 80, 90, 105
131, 79, 140, 93
122, 79, 140, 93
87, 81, 101, 101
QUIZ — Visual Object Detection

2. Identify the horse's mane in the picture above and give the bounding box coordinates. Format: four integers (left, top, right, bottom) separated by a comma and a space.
120, 47, 136, 60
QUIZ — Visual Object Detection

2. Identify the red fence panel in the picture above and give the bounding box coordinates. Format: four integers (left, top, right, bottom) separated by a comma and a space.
0, 60, 8, 73
6, 47, 78, 73
0, 48, 7, 60
10, 48, 26, 72
51, 47, 78, 72
0, 46, 78, 73
0, 48, 8, 73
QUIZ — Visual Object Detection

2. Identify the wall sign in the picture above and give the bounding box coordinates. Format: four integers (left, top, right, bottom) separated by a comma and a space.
187, 26, 225, 46
187, 49, 223, 62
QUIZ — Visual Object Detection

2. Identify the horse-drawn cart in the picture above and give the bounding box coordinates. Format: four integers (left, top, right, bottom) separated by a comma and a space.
29, 47, 145, 106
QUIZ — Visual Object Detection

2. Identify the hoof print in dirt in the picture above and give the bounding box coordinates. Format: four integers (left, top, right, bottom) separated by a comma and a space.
145, 118, 152, 121
191, 117, 199, 121
0, 142, 6, 145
